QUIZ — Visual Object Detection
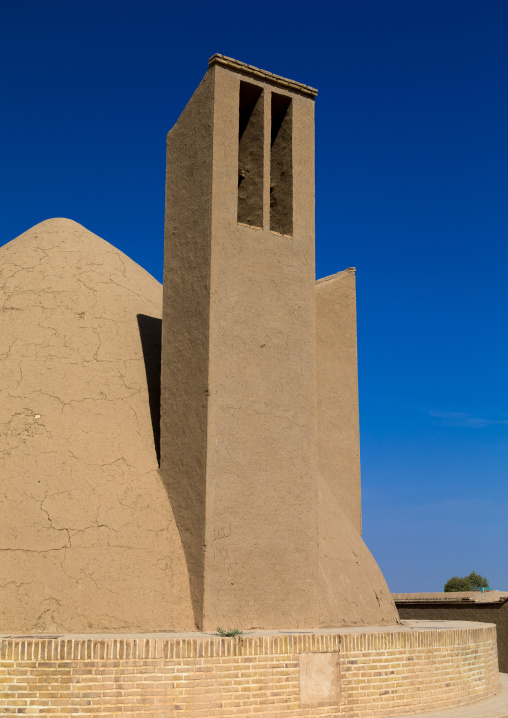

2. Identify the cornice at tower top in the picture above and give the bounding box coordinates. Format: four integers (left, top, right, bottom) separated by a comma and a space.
208, 54, 318, 98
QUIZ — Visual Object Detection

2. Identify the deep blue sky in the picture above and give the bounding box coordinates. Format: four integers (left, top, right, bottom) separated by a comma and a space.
2, 0, 507, 593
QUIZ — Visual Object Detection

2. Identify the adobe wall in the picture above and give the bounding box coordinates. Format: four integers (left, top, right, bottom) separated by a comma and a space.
396, 600, 508, 673
0, 218, 195, 634
162, 57, 320, 631
316, 268, 361, 534
0, 622, 499, 717
160, 66, 215, 632
161, 54, 399, 632
314, 268, 398, 627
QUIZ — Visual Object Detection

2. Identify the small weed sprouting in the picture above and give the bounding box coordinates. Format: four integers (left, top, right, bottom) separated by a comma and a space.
216, 626, 243, 638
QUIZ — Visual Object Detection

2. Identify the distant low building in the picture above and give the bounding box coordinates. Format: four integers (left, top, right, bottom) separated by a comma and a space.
394, 591, 508, 672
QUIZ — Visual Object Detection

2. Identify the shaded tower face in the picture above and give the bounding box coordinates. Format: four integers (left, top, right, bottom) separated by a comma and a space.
161, 56, 320, 631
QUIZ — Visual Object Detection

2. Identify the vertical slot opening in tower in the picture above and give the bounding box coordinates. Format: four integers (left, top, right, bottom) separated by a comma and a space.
238, 82, 264, 227
270, 94, 293, 236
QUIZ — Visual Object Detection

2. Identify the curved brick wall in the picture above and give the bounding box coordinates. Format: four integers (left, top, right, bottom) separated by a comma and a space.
395, 594, 508, 673
0, 621, 499, 717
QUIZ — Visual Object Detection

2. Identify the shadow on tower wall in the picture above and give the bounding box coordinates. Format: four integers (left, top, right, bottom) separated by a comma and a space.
137, 312, 205, 630
137, 314, 162, 466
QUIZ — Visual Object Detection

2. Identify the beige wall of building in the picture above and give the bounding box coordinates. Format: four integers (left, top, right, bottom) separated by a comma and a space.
161, 56, 398, 631
162, 57, 321, 631
316, 268, 361, 534
0, 218, 195, 633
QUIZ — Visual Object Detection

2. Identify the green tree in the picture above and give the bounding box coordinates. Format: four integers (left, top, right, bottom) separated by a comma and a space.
444, 576, 472, 592
443, 571, 489, 592
467, 571, 489, 589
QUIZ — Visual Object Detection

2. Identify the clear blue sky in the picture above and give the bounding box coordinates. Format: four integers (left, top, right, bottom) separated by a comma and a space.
1, 0, 507, 593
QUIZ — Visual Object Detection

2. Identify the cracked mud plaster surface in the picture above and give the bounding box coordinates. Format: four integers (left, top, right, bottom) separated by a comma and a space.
0, 218, 195, 633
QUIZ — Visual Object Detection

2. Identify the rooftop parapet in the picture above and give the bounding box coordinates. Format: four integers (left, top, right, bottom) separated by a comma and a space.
393, 591, 508, 604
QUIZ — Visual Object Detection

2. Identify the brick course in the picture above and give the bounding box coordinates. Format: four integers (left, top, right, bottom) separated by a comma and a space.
394, 592, 508, 673
0, 622, 499, 717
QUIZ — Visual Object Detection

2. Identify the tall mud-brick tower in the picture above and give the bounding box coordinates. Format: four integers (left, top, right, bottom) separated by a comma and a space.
161, 54, 399, 632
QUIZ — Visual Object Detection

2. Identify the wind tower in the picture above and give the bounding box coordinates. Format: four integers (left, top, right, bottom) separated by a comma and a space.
161, 55, 398, 632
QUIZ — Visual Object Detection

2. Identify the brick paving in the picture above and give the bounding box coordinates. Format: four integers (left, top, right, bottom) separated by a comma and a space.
389, 672, 508, 718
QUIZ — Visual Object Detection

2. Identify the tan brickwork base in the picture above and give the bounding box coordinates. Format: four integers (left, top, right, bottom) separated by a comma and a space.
0, 621, 499, 717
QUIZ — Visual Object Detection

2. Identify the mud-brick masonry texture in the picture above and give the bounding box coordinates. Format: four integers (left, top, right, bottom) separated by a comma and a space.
160, 52, 398, 631
0, 622, 499, 717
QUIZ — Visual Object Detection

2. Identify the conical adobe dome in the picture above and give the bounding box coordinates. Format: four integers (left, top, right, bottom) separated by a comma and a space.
0, 219, 195, 632
1, 218, 398, 633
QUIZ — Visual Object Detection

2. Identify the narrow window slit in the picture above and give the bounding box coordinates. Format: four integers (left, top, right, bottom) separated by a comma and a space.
270, 94, 293, 236
238, 82, 264, 227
